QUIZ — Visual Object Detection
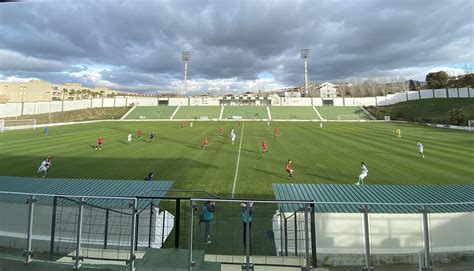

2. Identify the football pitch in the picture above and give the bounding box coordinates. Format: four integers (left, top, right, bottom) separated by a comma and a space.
0, 121, 472, 198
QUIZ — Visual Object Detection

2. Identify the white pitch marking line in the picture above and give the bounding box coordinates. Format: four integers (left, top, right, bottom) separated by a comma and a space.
231, 122, 245, 198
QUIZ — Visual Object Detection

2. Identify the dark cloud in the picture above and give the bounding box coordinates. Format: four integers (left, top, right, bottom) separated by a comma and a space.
0, 0, 472, 92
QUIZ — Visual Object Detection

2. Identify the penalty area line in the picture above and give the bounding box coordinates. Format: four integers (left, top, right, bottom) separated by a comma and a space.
231, 122, 245, 198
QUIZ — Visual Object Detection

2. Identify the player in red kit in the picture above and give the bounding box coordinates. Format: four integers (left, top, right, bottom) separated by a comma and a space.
261, 141, 268, 153
137, 129, 143, 140
202, 136, 208, 150
219, 127, 224, 137
285, 159, 294, 179
95, 136, 104, 150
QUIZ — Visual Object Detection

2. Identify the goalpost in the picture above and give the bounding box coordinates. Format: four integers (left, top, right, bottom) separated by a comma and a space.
337, 115, 360, 121
469, 120, 474, 132
0, 119, 37, 132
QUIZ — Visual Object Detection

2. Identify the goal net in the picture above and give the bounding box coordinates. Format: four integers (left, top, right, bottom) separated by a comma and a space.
337, 115, 360, 121
0, 119, 37, 132
469, 120, 474, 132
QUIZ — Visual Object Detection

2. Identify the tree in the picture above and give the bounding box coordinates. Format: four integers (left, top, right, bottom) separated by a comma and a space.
448, 109, 465, 125
426, 71, 449, 89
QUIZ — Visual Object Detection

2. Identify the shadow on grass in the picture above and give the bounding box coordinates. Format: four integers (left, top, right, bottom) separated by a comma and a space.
369, 151, 418, 158
0, 155, 218, 181
252, 167, 284, 179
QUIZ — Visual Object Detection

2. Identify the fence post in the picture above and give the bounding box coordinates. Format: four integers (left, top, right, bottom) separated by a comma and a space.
161, 207, 166, 247
360, 204, 373, 271
310, 203, 317, 268
49, 196, 57, 260
294, 214, 298, 256
303, 203, 311, 271
104, 209, 109, 249
244, 203, 252, 271
284, 217, 288, 256
129, 199, 138, 271
148, 203, 154, 248
446, 88, 449, 98
279, 210, 284, 257
188, 200, 195, 271
420, 206, 432, 271
24, 195, 36, 264
73, 198, 85, 270
134, 211, 140, 251
418, 90, 421, 100
175, 199, 181, 248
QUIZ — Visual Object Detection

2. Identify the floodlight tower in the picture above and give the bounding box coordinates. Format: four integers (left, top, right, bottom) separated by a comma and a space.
300, 49, 310, 96
182, 51, 191, 96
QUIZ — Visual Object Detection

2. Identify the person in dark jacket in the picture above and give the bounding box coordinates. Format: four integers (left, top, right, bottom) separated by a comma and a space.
201, 201, 215, 244
241, 202, 253, 247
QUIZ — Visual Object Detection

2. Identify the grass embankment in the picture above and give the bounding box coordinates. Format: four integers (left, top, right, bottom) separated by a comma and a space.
367, 98, 474, 125
5, 107, 131, 124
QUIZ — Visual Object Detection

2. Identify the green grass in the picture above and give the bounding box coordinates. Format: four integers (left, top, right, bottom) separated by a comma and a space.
269, 106, 318, 120
222, 106, 268, 119
367, 98, 474, 125
316, 106, 370, 120
0, 121, 472, 198
125, 106, 177, 119
173, 106, 221, 119
1, 121, 473, 258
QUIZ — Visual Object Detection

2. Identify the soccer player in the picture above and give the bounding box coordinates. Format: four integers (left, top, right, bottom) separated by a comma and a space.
230, 129, 235, 137
127, 133, 132, 143
202, 135, 208, 150
137, 129, 143, 140
285, 159, 294, 179
356, 161, 368, 185
320, 122, 323, 129
231, 131, 236, 145
219, 127, 224, 137
144, 172, 154, 181
95, 136, 104, 150
396, 128, 401, 139
417, 140, 425, 158
190, 122, 194, 128
274, 128, 280, 138
35, 156, 52, 178
43, 126, 49, 135
149, 131, 156, 143
261, 140, 267, 153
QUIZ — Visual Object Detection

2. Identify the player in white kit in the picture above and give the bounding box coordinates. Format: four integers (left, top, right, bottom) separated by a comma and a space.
231, 131, 236, 145
127, 133, 132, 143
417, 141, 425, 158
355, 161, 368, 185
35, 157, 52, 178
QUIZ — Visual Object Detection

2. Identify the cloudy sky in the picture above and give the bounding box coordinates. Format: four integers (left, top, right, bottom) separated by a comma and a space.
0, 0, 472, 94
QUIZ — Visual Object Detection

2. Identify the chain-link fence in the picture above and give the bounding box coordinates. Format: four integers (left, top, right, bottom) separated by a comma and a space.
188, 198, 316, 271
0, 191, 472, 271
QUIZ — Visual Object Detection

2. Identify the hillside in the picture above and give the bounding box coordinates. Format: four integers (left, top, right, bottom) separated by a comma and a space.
367, 98, 474, 125
4, 107, 131, 124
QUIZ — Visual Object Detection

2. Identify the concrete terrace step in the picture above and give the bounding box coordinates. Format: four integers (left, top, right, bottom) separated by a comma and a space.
137, 249, 220, 271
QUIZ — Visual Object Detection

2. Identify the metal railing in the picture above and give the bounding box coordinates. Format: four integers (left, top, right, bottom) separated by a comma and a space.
0, 190, 472, 271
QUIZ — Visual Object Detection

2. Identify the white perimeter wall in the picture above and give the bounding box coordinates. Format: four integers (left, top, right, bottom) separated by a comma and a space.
0, 202, 174, 252
273, 212, 474, 255
1, 88, 472, 118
